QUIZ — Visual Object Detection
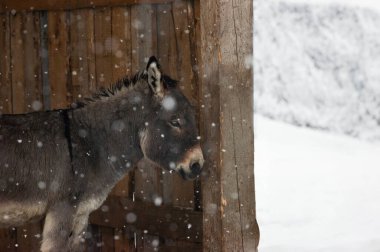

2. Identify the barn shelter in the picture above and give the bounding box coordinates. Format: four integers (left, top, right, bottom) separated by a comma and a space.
0, 0, 259, 251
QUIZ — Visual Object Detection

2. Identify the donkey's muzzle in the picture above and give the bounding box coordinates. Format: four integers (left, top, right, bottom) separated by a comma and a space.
177, 145, 204, 180
190, 162, 202, 176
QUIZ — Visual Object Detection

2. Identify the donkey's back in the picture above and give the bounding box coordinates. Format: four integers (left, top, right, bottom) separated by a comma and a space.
0, 110, 73, 226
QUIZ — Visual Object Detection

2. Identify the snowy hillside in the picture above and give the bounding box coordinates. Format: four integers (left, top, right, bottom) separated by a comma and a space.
255, 115, 380, 252
254, 0, 380, 141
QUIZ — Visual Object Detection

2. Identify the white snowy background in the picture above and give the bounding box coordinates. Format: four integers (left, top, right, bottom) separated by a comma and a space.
254, 0, 380, 251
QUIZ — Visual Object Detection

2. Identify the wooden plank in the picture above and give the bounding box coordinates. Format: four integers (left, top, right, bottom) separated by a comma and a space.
130, 4, 157, 73
89, 196, 202, 243
110, 6, 131, 81
111, 177, 131, 197
16, 222, 43, 252
40, 11, 51, 110
23, 12, 43, 113
0, 0, 174, 13
154, 239, 202, 252
10, 11, 43, 113
141, 234, 159, 251
198, 0, 223, 250
94, 7, 112, 88
114, 228, 134, 252
86, 10, 97, 94
10, 11, 25, 114
217, 1, 260, 249
175, 241, 202, 252
69, 8, 96, 101
185, 1, 201, 105
0, 228, 17, 251
156, 4, 177, 79
172, 0, 196, 100
199, 0, 259, 251
0, 12, 12, 115
100, 226, 115, 251
48, 11, 70, 109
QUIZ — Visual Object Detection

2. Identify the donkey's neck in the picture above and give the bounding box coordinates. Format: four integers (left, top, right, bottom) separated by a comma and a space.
70, 89, 151, 184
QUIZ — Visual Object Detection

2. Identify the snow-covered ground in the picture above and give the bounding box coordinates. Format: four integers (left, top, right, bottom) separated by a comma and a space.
254, 0, 380, 251
255, 115, 380, 252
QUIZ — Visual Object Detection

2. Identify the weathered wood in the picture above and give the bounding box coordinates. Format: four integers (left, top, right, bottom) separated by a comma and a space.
199, 0, 259, 251
70, 9, 96, 99
89, 196, 203, 243
0, 228, 17, 252
114, 228, 134, 252
0, 0, 174, 13
198, 0, 223, 249
156, 4, 177, 80
23, 12, 43, 113
100, 226, 115, 251
10, 12, 25, 114
48, 11, 70, 109
130, 4, 157, 73
10, 11, 42, 113
0, 13, 12, 115
94, 7, 113, 88
172, 0, 195, 99
40, 11, 51, 110
110, 6, 131, 81
175, 241, 202, 252
16, 222, 43, 252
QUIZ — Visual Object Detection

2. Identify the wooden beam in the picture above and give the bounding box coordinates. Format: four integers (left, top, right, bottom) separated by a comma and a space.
89, 196, 203, 243
199, 0, 259, 251
0, 0, 174, 13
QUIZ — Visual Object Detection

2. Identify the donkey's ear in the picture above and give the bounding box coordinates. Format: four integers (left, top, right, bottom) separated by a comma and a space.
146, 56, 164, 98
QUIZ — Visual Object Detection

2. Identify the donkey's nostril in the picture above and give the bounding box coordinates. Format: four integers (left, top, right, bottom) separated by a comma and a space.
190, 162, 201, 175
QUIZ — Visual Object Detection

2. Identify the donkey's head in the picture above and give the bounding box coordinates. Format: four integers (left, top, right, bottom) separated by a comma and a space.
140, 57, 204, 180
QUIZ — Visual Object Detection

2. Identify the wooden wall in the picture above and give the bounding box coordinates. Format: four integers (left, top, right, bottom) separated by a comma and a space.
0, 1, 203, 251
199, 0, 259, 251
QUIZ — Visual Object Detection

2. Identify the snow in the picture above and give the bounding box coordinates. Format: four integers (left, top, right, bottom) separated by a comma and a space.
280, 0, 380, 12
255, 115, 380, 251
162, 96, 176, 111
254, 0, 380, 141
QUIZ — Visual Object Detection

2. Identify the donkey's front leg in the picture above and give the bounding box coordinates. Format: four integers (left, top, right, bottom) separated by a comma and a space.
68, 213, 90, 251
41, 202, 75, 252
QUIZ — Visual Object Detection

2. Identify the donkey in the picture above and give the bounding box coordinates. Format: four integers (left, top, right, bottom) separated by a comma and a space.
0, 56, 204, 252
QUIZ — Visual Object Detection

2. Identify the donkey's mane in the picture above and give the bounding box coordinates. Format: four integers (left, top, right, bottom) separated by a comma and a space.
75, 71, 178, 108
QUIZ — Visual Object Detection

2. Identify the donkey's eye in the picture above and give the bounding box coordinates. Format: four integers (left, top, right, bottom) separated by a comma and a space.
169, 119, 181, 128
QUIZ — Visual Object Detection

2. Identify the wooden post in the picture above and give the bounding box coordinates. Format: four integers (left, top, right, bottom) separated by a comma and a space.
199, 0, 259, 251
